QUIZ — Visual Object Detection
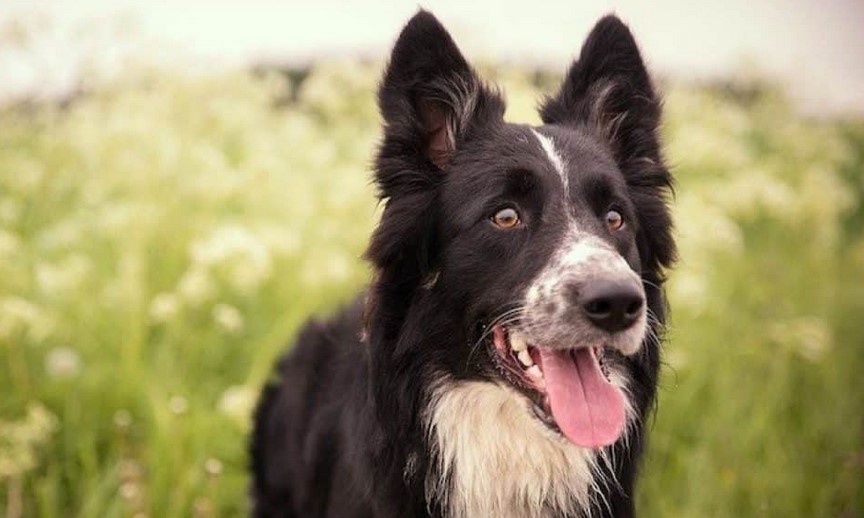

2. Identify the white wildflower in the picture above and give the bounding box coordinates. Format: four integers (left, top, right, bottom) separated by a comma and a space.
0, 402, 57, 479
218, 385, 255, 427
212, 304, 244, 334
44, 347, 81, 379
324, 255, 351, 283
119, 481, 140, 501
0, 297, 42, 340
149, 292, 180, 323
177, 267, 215, 306
204, 458, 223, 478
35, 220, 83, 251
190, 224, 272, 292
35, 254, 92, 297
669, 270, 709, 315
169, 396, 188, 415
674, 194, 743, 261
98, 203, 137, 234
769, 317, 832, 362
258, 225, 301, 257
301, 253, 353, 286
713, 170, 796, 220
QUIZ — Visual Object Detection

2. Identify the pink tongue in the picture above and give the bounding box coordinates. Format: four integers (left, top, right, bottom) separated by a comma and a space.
538, 348, 626, 448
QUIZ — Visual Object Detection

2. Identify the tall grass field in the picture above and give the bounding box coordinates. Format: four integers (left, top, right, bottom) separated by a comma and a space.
1, 61, 863, 517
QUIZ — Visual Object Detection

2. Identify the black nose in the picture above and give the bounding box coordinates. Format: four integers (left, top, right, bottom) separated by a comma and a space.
578, 278, 644, 333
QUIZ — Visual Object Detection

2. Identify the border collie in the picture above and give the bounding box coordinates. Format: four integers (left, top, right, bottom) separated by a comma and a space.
251, 10, 674, 518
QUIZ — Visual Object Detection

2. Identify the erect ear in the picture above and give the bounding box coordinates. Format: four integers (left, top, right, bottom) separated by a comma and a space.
540, 15, 662, 168
376, 10, 504, 183
365, 12, 504, 350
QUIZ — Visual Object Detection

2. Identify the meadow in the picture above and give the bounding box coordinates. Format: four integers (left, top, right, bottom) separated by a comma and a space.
1, 60, 863, 517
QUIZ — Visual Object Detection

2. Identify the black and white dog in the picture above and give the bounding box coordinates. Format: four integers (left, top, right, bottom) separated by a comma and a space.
251, 10, 674, 518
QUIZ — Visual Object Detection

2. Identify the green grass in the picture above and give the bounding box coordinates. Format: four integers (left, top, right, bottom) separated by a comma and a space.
1, 62, 862, 517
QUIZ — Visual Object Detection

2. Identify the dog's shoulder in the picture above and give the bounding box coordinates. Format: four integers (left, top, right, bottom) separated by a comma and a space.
282, 296, 366, 369
250, 295, 372, 517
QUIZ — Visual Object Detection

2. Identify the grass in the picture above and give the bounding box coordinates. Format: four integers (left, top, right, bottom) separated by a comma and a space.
0, 62, 862, 517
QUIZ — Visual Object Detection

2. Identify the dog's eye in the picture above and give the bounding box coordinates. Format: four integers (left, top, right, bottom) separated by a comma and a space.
605, 209, 624, 231
492, 207, 520, 229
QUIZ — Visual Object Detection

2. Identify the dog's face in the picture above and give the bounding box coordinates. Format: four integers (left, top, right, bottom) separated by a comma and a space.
369, 11, 673, 451
438, 121, 648, 447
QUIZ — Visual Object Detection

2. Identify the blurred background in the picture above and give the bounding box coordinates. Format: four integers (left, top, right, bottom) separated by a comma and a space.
1, 1, 862, 517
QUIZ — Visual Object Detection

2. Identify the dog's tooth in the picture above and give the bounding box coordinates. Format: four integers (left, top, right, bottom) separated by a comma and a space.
510, 331, 528, 352
517, 349, 534, 367
526, 366, 545, 388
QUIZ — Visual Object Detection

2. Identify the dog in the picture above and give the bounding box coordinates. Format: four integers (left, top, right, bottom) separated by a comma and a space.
250, 10, 674, 518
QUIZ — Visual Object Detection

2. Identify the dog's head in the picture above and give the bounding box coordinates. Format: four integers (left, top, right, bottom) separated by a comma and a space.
367, 11, 674, 449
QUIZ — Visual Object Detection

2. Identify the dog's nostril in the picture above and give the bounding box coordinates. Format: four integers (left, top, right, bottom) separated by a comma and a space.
584, 299, 613, 318
624, 298, 643, 317
578, 278, 644, 333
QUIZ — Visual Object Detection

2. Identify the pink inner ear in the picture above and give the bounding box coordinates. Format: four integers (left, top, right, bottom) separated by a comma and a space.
419, 99, 452, 170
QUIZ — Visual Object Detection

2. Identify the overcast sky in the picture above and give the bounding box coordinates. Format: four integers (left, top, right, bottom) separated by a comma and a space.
2, 0, 863, 114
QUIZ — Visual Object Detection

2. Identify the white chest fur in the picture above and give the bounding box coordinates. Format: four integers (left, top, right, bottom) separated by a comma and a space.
424, 379, 628, 518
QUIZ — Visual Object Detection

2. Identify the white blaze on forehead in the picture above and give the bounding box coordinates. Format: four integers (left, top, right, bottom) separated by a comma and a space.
531, 130, 566, 178
530, 129, 568, 193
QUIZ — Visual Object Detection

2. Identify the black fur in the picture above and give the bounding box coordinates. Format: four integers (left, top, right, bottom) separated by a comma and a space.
251, 11, 674, 518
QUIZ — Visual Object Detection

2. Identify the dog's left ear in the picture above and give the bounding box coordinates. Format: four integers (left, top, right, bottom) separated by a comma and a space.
542, 16, 675, 273
540, 15, 662, 169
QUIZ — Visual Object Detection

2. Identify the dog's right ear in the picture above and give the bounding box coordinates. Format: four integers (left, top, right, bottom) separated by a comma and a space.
540, 15, 662, 167
376, 10, 504, 190
540, 16, 675, 275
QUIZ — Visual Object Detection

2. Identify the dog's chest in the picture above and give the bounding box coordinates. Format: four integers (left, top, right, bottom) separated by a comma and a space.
423, 380, 606, 518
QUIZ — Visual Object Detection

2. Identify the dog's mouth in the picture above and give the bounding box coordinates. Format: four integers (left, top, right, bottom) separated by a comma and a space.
486, 323, 627, 449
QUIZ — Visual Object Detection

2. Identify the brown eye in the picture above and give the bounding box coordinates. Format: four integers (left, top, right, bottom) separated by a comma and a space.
492, 207, 520, 229
605, 209, 624, 231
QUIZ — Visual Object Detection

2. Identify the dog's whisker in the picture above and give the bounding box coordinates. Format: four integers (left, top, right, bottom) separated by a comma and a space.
641, 278, 663, 291
464, 308, 527, 367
